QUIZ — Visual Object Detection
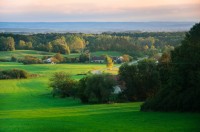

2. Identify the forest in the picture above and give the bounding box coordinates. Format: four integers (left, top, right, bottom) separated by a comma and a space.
0, 32, 185, 57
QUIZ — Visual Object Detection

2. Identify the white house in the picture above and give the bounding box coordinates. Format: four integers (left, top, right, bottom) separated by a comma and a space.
46, 58, 52, 63
44, 58, 56, 64
113, 85, 122, 94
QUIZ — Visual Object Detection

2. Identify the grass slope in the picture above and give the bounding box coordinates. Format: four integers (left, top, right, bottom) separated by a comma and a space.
0, 50, 82, 60
0, 50, 55, 60
0, 61, 200, 131
91, 51, 123, 57
0, 50, 123, 61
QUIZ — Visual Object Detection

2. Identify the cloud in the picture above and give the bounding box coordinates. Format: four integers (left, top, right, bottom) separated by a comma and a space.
0, 0, 199, 21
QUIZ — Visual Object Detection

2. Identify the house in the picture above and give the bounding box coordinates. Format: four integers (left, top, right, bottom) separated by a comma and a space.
46, 58, 52, 63
113, 85, 122, 94
90, 56, 105, 63
44, 57, 56, 64
115, 56, 123, 63
43, 58, 52, 63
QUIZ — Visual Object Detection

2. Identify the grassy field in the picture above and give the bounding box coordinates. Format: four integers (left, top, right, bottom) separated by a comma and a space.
0, 58, 200, 131
0, 50, 123, 60
0, 77, 199, 131
91, 51, 123, 57
0, 50, 81, 60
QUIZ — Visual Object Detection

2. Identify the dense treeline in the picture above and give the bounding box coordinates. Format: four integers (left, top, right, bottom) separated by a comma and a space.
47, 23, 200, 112
49, 72, 117, 103
119, 59, 160, 101
141, 23, 200, 112
103, 32, 185, 48
49, 59, 160, 104
86, 32, 184, 56
0, 32, 184, 57
78, 74, 116, 103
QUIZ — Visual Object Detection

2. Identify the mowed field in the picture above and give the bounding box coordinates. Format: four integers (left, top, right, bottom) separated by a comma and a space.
0, 51, 200, 131
0, 50, 123, 60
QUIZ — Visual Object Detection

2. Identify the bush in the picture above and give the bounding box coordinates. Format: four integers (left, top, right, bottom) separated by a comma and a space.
54, 53, 64, 63
119, 59, 160, 101
19, 56, 43, 65
0, 69, 29, 79
78, 74, 116, 103
79, 53, 90, 63
49, 72, 78, 98
11, 56, 17, 62
0, 58, 10, 62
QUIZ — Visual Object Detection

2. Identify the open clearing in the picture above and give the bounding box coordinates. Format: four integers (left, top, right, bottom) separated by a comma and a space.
0, 50, 123, 60
0, 60, 200, 131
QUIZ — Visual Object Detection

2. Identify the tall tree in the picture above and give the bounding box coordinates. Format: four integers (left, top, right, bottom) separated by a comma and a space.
0, 36, 15, 51
119, 59, 160, 101
78, 74, 116, 103
141, 23, 200, 112
51, 37, 70, 54
105, 55, 114, 70
18, 40, 26, 49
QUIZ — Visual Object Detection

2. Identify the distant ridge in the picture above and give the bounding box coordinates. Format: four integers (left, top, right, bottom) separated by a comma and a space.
0, 22, 196, 34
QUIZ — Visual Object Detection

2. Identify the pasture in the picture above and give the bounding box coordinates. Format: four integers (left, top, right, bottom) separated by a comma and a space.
0, 58, 200, 131
0, 50, 123, 61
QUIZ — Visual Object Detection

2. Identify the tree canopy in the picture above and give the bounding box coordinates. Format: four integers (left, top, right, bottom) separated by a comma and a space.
141, 23, 200, 112
0, 36, 15, 51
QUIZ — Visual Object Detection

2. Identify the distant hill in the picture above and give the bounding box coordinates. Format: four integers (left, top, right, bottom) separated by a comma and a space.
0, 22, 196, 34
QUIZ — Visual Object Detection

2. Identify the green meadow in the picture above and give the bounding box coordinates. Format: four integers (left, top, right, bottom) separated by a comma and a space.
0, 50, 123, 60
0, 51, 200, 131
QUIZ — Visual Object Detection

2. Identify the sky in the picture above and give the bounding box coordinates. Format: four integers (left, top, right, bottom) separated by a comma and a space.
0, 0, 199, 22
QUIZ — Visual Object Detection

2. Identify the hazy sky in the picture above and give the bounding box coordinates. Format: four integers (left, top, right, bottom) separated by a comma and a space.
0, 0, 199, 22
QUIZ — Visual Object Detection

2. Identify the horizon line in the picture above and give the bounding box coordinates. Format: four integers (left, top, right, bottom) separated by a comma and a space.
0, 21, 198, 23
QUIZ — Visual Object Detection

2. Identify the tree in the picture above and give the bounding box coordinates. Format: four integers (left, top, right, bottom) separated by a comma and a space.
79, 53, 90, 63
18, 40, 26, 49
158, 52, 171, 86
0, 36, 15, 51
19, 56, 43, 65
49, 72, 78, 98
18, 40, 32, 50
54, 53, 64, 62
105, 55, 113, 70
119, 59, 160, 101
0, 69, 29, 79
11, 56, 17, 62
46, 42, 52, 52
26, 42, 33, 49
119, 63, 139, 101
122, 54, 133, 62
67, 36, 86, 53
51, 37, 70, 54
141, 22, 200, 112
78, 74, 116, 103
137, 59, 160, 98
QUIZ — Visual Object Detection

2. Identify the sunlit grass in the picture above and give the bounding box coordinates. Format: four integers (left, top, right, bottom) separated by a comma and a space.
91, 51, 123, 57
0, 58, 200, 131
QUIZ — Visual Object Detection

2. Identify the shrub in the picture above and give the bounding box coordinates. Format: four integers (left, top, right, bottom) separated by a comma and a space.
53, 53, 64, 62
78, 74, 116, 103
119, 59, 160, 101
49, 72, 78, 98
79, 53, 90, 63
19, 56, 43, 65
0, 69, 29, 79
11, 56, 17, 62
0, 58, 10, 62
